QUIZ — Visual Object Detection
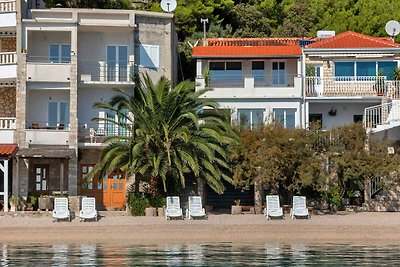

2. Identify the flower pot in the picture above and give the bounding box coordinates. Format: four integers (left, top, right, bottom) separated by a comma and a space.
38, 197, 54, 211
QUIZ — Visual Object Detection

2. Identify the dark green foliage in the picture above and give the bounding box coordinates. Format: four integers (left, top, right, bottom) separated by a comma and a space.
128, 193, 150, 216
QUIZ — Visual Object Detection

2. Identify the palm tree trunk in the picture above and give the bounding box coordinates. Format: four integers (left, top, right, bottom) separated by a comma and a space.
149, 175, 158, 198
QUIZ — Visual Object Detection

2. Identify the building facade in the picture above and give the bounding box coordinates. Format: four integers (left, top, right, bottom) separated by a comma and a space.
0, 1, 177, 211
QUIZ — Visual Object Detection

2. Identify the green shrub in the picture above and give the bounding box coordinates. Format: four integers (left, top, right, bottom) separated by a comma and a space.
128, 193, 150, 216
149, 196, 166, 208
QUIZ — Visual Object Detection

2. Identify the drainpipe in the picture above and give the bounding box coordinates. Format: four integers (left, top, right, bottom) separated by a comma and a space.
300, 51, 306, 129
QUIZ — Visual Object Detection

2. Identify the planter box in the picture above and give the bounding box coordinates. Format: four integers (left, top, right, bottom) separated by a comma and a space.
157, 207, 164, 217
231, 205, 242, 215
145, 207, 157, 216
38, 197, 54, 211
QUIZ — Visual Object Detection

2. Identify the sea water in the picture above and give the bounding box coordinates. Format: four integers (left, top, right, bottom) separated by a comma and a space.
1, 243, 399, 266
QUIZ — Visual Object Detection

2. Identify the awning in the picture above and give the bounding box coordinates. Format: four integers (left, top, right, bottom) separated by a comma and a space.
0, 144, 18, 159
16, 148, 76, 159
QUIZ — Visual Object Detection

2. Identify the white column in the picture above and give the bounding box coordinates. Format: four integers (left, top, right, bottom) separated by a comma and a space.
196, 59, 203, 77
0, 160, 9, 212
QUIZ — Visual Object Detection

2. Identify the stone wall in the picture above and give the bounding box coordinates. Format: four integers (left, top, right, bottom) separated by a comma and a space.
0, 37, 16, 52
0, 87, 16, 117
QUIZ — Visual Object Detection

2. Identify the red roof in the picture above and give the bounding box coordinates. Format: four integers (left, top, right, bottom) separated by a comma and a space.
192, 37, 302, 58
0, 145, 18, 158
306, 31, 400, 49
193, 46, 302, 58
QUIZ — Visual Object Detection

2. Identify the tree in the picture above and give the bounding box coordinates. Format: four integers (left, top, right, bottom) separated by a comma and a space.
91, 74, 238, 196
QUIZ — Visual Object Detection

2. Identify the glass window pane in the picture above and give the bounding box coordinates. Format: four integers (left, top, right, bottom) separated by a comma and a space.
118, 46, 128, 82
103, 183, 108, 189
59, 102, 69, 125
252, 109, 264, 127
36, 175, 41, 182
286, 110, 296, 128
378, 62, 397, 80
356, 62, 376, 77
119, 184, 123, 189
252, 61, 264, 70
36, 184, 41, 190
113, 183, 117, 190
107, 46, 117, 81
88, 182, 93, 190
61, 45, 71, 63
82, 166, 87, 173
49, 44, 59, 63
209, 62, 225, 70
42, 180, 46, 190
272, 62, 278, 70
88, 166, 93, 172
274, 109, 285, 126
98, 182, 102, 190
237, 109, 251, 129
36, 168, 41, 174
279, 62, 285, 70
48, 102, 58, 126
226, 62, 242, 70
335, 62, 354, 77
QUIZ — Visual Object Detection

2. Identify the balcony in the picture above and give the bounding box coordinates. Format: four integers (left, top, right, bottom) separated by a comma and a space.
78, 61, 135, 85
197, 75, 301, 99
0, 117, 15, 144
78, 122, 132, 146
0, 52, 16, 80
0, 1, 16, 29
27, 57, 71, 83
306, 76, 385, 98
25, 121, 70, 146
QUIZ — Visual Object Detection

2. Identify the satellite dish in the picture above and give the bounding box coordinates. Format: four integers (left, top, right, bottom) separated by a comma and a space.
385, 20, 400, 37
160, 0, 177, 13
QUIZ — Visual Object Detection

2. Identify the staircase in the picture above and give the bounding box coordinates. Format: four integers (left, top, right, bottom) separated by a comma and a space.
363, 178, 400, 211
364, 81, 400, 132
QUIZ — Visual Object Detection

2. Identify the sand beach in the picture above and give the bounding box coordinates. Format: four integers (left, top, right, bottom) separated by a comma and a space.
0, 212, 400, 245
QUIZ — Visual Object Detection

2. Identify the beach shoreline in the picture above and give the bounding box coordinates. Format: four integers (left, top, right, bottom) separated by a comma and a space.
1, 212, 400, 245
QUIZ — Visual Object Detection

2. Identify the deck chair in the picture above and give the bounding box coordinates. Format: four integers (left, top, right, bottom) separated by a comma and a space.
290, 196, 309, 219
264, 195, 284, 220
187, 196, 207, 220
52, 197, 71, 222
165, 196, 183, 220
79, 197, 98, 222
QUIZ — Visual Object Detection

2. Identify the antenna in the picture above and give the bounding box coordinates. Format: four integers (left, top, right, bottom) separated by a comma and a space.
160, 0, 177, 13
385, 20, 400, 39
200, 18, 208, 46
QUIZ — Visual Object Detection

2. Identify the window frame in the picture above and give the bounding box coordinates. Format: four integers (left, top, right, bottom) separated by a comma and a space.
49, 44, 71, 63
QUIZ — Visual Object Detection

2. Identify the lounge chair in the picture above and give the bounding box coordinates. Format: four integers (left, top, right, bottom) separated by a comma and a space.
264, 195, 284, 220
79, 197, 98, 222
165, 196, 183, 220
52, 197, 71, 222
187, 196, 207, 220
290, 196, 310, 219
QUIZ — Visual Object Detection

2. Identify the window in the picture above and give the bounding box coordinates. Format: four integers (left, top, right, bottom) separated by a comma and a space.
309, 114, 322, 129
209, 61, 243, 87
378, 62, 397, 80
81, 165, 94, 190
48, 101, 69, 127
335, 62, 354, 78
49, 44, 71, 63
252, 61, 265, 85
139, 44, 159, 68
274, 109, 296, 128
237, 109, 264, 129
353, 115, 363, 123
34, 165, 48, 192
272, 62, 285, 85
107, 45, 128, 82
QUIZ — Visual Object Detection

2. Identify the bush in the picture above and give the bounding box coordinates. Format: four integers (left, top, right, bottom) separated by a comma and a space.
149, 196, 166, 208
128, 193, 150, 216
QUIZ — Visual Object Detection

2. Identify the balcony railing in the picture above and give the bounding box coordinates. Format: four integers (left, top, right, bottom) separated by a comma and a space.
26, 121, 70, 130
253, 75, 297, 87
386, 81, 400, 99
209, 74, 244, 88
0, 117, 15, 129
306, 76, 385, 97
0, 52, 16, 65
78, 122, 132, 144
0, 1, 16, 13
78, 61, 135, 84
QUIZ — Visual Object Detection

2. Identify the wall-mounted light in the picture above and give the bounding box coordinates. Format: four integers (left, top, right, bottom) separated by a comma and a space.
328, 107, 337, 116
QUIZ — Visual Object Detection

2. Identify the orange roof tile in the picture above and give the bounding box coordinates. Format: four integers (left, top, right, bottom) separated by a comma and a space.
0, 144, 17, 158
207, 38, 299, 47
192, 46, 302, 58
306, 31, 400, 49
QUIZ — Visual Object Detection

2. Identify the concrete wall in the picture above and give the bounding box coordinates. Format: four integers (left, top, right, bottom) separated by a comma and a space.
308, 102, 377, 129
27, 31, 71, 58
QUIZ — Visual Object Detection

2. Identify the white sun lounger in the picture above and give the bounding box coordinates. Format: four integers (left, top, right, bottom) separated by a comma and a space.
187, 196, 207, 220
52, 197, 71, 222
165, 196, 183, 220
290, 196, 310, 219
80, 197, 98, 222
264, 195, 284, 220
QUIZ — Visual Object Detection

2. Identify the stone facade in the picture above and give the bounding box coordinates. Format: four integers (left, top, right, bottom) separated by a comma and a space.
0, 37, 16, 52
0, 87, 16, 117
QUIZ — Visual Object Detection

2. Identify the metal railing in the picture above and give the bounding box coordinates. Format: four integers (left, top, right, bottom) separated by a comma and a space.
386, 81, 400, 99
26, 121, 70, 130
0, 0, 15, 13
306, 76, 385, 97
0, 52, 16, 65
209, 74, 244, 88
364, 101, 400, 129
27, 56, 71, 64
0, 117, 15, 129
78, 122, 132, 143
253, 74, 297, 87
78, 61, 135, 83
370, 177, 382, 198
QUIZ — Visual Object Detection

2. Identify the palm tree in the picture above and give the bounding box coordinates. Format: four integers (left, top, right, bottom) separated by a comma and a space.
91, 73, 238, 196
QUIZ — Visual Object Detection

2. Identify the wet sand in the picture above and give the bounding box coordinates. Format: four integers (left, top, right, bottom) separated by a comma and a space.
1, 212, 400, 245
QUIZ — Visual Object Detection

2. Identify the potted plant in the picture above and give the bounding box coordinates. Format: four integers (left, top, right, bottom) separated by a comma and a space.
231, 199, 242, 215
9, 195, 19, 211
38, 195, 54, 211
26, 195, 38, 211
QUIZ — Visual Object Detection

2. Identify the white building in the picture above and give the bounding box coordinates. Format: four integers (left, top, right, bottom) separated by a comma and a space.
0, 1, 177, 211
